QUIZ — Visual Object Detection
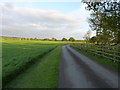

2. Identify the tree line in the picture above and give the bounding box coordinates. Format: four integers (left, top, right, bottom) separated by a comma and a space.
83, 1, 120, 45
2, 36, 83, 42
2, 37, 58, 41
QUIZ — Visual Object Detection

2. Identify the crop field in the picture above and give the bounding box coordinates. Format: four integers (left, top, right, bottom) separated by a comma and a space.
2, 40, 65, 88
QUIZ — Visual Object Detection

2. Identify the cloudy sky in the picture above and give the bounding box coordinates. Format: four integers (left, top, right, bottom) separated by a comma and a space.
0, 1, 96, 40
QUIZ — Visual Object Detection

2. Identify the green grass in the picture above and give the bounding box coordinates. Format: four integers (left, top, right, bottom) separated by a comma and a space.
2, 40, 65, 87
71, 45, 120, 72
5, 46, 61, 88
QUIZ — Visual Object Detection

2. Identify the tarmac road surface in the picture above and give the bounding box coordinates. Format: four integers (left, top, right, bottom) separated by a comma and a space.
58, 45, 119, 88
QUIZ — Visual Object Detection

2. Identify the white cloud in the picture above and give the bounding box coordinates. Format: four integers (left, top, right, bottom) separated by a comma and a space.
1, 0, 80, 2
1, 3, 95, 40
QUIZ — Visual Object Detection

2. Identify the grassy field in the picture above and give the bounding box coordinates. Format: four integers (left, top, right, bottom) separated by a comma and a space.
5, 46, 61, 88
71, 45, 120, 72
2, 40, 65, 88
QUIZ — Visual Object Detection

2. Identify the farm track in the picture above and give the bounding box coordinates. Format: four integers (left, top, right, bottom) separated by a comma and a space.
3, 46, 57, 87
59, 45, 119, 88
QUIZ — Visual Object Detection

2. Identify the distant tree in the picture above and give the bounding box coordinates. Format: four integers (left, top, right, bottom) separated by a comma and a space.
30, 38, 33, 40
54, 38, 57, 41
62, 38, 67, 41
34, 38, 37, 40
69, 37, 75, 42
44, 38, 49, 41
83, 30, 91, 43
51, 38, 57, 41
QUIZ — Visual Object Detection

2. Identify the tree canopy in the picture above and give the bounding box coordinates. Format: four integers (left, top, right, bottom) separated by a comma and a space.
62, 38, 67, 41
83, 1, 120, 45
69, 37, 75, 42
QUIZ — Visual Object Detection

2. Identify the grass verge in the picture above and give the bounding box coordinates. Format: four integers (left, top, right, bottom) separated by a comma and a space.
5, 46, 61, 88
71, 45, 120, 72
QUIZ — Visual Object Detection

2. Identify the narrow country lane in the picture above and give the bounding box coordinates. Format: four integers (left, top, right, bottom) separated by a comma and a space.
58, 45, 119, 88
